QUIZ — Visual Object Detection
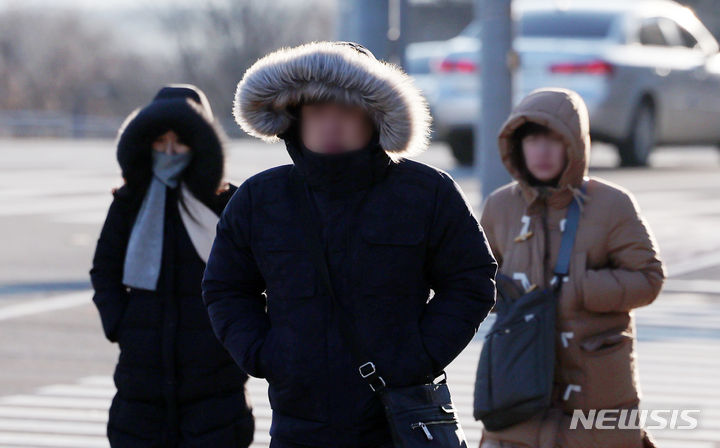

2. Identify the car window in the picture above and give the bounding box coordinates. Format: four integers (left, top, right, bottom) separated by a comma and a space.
677, 24, 701, 49
459, 21, 481, 38
519, 11, 616, 38
639, 18, 669, 46
658, 17, 688, 47
639, 17, 704, 49
459, 12, 616, 39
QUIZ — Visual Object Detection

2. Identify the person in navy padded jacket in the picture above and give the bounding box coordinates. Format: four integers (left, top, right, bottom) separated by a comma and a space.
202, 42, 498, 448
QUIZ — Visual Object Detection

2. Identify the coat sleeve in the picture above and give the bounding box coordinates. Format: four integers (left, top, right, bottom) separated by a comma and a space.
480, 193, 503, 268
479, 193, 502, 314
202, 180, 269, 378
420, 174, 498, 373
89, 190, 132, 343
580, 190, 666, 313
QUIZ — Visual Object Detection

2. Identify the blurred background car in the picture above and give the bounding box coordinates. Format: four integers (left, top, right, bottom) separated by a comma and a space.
407, 0, 720, 166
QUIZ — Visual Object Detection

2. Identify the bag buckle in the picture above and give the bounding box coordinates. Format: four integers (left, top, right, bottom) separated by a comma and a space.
358, 361, 376, 378
359, 362, 386, 392
433, 371, 447, 384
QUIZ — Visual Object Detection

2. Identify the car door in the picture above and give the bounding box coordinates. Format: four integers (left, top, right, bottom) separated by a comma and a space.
658, 16, 720, 143
635, 16, 698, 143
701, 52, 720, 144
671, 18, 720, 144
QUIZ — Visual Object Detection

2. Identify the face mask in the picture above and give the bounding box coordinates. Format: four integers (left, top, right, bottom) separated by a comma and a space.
152, 151, 192, 188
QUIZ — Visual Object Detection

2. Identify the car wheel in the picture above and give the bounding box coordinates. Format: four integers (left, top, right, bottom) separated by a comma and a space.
618, 101, 655, 167
448, 128, 475, 166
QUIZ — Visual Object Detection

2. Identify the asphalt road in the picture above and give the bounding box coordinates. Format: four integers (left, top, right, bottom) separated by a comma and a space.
0, 138, 719, 447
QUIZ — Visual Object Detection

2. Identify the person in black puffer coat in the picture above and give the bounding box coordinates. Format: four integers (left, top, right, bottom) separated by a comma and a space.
90, 84, 254, 447
202, 42, 498, 448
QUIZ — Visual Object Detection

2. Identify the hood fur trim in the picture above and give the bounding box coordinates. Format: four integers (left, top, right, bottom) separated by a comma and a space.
233, 41, 432, 161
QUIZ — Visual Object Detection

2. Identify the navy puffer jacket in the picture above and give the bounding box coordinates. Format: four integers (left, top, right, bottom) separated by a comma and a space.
202, 127, 497, 447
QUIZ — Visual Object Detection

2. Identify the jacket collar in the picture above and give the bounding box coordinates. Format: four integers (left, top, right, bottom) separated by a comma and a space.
282, 128, 392, 197
513, 177, 589, 215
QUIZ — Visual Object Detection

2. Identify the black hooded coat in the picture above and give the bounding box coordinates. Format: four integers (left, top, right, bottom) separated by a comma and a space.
90, 85, 254, 447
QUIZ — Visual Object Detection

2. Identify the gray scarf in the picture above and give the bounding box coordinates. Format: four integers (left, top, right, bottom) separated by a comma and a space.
122, 151, 192, 291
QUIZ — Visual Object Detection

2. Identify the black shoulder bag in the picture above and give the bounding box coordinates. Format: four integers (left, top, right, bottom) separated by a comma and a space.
289, 170, 468, 448
473, 182, 586, 431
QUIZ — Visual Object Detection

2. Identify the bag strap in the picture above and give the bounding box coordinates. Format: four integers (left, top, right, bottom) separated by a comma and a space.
551, 179, 587, 294
288, 168, 398, 393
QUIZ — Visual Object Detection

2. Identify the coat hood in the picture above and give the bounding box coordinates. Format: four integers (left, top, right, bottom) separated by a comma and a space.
116, 84, 226, 206
232, 41, 432, 161
497, 88, 590, 210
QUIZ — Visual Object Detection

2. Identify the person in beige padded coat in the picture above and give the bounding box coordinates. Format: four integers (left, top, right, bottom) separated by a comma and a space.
477, 88, 666, 448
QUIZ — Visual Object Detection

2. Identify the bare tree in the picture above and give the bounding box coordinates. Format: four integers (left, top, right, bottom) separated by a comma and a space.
0, 1, 336, 136
0, 8, 170, 118
156, 0, 335, 135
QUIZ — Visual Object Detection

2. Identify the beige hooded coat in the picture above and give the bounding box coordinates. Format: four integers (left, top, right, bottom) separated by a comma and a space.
478, 88, 666, 448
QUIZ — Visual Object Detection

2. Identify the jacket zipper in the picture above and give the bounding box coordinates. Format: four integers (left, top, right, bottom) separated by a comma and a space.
410, 419, 457, 440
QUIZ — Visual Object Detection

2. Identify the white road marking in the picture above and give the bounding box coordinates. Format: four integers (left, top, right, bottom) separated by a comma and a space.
668, 251, 720, 277
0, 292, 91, 321
663, 279, 720, 295
0, 432, 108, 447
0, 396, 110, 409
0, 418, 105, 435
0, 406, 107, 422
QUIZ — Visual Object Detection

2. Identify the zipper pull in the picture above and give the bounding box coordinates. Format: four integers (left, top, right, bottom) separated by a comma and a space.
417, 422, 433, 440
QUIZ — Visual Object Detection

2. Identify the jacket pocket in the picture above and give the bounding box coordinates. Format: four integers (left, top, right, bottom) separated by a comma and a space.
260, 239, 316, 301
261, 321, 329, 422
257, 329, 282, 382
577, 329, 638, 410
359, 222, 426, 293
266, 362, 329, 423
112, 299, 132, 341
385, 322, 437, 386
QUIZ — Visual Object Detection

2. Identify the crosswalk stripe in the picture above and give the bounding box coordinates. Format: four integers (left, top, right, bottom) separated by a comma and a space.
0, 432, 108, 447
0, 418, 105, 435
0, 406, 107, 422
0, 292, 90, 321
35, 385, 116, 399
0, 195, 110, 217
76, 377, 113, 387
0, 396, 110, 410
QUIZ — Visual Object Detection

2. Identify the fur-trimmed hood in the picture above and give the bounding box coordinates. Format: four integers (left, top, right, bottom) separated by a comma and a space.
116, 84, 226, 207
497, 87, 590, 210
233, 41, 432, 161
